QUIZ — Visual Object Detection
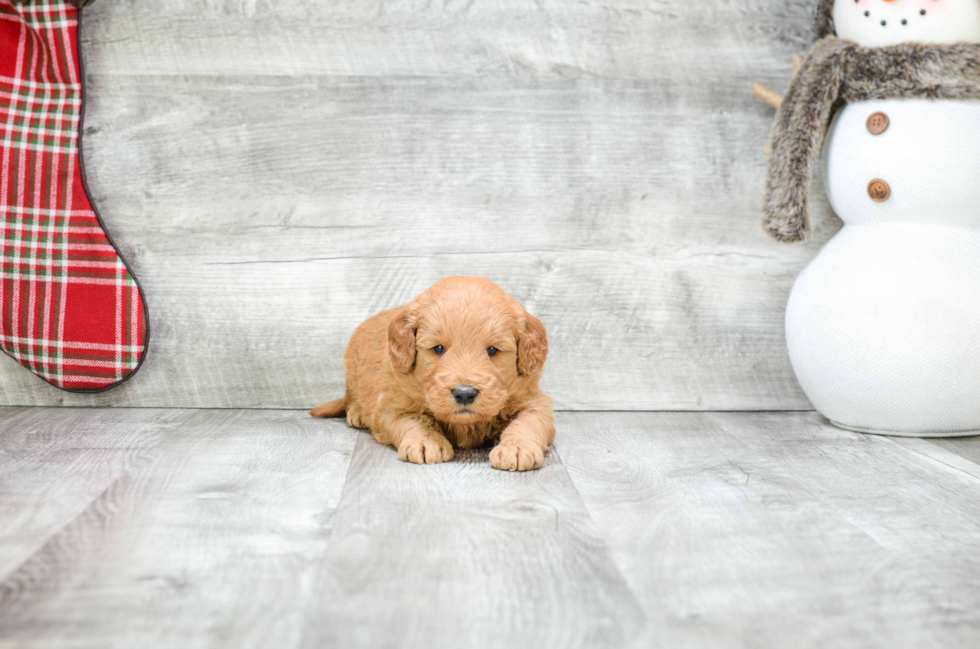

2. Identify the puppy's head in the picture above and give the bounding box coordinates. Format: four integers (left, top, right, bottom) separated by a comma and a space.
388, 277, 548, 425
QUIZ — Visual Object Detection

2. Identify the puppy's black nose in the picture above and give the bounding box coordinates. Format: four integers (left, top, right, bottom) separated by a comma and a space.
452, 385, 479, 406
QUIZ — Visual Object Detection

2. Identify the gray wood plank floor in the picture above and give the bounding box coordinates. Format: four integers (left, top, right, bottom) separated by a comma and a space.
0, 0, 834, 411
2, 408, 980, 648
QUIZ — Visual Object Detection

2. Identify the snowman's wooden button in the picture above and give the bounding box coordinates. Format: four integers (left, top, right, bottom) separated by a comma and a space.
867, 112, 889, 135
868, 179, 891, 202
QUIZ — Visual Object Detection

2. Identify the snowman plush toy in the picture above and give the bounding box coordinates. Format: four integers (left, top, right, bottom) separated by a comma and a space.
761, 0, 980, 436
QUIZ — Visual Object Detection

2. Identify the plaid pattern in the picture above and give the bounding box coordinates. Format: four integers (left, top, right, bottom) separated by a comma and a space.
0, 0, 147, 391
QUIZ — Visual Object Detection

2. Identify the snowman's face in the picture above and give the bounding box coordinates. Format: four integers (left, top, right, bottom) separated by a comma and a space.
834, 0, 980, 46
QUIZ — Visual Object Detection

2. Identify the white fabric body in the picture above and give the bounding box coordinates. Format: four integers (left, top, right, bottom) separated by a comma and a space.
834, 0, 980, 47
824, 99, 980, 228
786, 99, 980, 434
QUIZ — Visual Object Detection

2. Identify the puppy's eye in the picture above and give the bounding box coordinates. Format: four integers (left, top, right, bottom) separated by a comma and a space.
433, 345, 446, 355
487, 347, 499, 357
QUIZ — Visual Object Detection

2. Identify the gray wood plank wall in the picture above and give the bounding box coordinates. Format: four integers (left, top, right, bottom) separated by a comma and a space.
0, 0, 838, 409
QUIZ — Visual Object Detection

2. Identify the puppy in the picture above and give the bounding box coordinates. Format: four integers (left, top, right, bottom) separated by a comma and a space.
311, 277, 555, 471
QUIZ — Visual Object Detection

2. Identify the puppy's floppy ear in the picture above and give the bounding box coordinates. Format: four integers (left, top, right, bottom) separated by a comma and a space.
388, 308, 417, 374
517, 311, 548, 377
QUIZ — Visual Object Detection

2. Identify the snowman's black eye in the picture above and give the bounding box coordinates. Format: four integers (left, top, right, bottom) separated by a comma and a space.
433, 345, 446, 355
864, 10, 870, 17
921, 9, 927, 15
881, 20, 887, 26
487, 347, 499, 357
902, 19, 907, 25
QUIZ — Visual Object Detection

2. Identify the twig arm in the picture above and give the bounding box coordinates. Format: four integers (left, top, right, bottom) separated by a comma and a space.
753, 83, 784, 109
753, 55, 804, 110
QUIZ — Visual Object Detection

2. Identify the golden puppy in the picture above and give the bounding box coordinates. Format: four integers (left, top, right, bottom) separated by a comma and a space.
311, 277, 555, 471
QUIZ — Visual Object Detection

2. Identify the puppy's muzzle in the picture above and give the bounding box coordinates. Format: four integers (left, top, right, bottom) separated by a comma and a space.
452, 385, 479, 406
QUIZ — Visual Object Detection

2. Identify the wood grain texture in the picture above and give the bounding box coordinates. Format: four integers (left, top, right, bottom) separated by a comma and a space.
0, 409, 359, 648
0, 0, 837, 409
0, 407, 640, 648
4, 408, 980, 647
555, 411, 980, 649
80, 0, 819, 78
301, 433, 644, 649
0, 407, 191, 583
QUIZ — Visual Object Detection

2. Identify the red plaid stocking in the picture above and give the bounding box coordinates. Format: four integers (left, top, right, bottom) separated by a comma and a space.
0, 0, 148, 391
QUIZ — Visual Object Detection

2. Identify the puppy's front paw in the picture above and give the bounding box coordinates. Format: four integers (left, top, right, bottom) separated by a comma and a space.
398, 434, 454, 465
490, 440, 545, 472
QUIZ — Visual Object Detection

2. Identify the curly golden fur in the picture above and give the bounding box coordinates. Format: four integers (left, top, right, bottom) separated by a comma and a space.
311, 277, 555, 472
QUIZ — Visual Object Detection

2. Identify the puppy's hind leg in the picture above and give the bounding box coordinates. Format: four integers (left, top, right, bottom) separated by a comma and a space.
310, 398, 346, 418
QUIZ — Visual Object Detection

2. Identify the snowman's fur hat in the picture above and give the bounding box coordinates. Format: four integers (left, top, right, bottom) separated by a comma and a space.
762, 5, 980, 242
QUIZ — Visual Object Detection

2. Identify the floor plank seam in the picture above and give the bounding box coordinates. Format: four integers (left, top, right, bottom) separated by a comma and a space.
0, 406, 824, 415
546, 443, 649, 638
0, 477, 115, 593
882, 437, 980, 484
0, 413, 194, 588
